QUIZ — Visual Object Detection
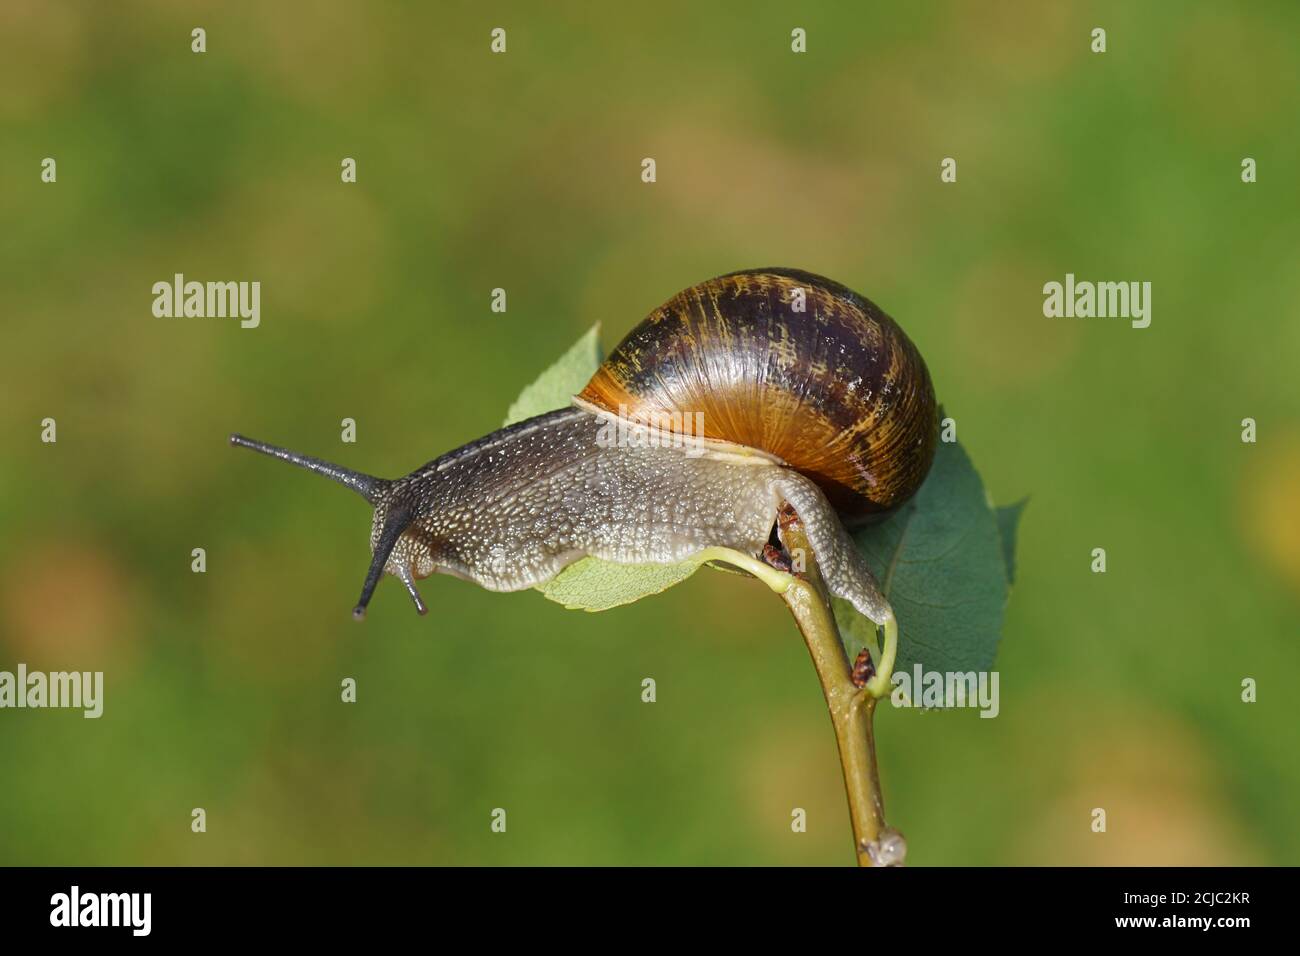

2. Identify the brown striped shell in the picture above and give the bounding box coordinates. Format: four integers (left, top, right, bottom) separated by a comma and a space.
578, 268, 938, 520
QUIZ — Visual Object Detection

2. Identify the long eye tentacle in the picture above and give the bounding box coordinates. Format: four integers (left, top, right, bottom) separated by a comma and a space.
352, 508, 413, 620
230, 434, 388, 505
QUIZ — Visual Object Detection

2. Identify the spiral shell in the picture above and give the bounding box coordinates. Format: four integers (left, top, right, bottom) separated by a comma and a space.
578, 268, 938, 518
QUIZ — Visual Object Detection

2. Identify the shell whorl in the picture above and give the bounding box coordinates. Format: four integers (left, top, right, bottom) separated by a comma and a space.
578, 268, 938, 519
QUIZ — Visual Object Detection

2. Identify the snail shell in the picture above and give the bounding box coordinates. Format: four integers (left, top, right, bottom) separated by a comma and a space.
579, 268, 938, 519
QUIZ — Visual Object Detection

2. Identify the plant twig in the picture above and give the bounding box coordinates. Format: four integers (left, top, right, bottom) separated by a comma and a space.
778, 515, 903, 867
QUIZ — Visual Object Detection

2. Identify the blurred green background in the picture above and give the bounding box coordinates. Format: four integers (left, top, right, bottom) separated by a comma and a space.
2, 1, 1298, 866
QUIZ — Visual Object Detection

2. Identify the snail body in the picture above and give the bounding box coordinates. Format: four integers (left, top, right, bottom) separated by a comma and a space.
231, 269, 938, 623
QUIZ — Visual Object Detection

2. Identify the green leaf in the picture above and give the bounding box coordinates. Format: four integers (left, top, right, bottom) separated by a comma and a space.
503, 323, 602, 426
537, 553, 715, 611
835, 441, 1017, 690
997, 499, 1028, 586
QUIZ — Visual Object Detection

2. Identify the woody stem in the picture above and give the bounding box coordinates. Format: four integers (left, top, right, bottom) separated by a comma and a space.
778, 515, 894, 867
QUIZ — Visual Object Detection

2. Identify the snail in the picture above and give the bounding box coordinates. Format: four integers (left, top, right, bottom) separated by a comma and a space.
230, 268, 938, 636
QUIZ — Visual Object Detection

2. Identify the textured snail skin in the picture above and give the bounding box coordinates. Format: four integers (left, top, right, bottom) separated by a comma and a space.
375, 407, 891, 622
231, 269, 935, 620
